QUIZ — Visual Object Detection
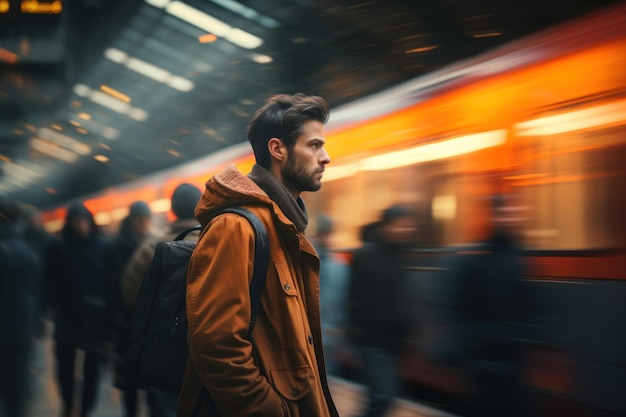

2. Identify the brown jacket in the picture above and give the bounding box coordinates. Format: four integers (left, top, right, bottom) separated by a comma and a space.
177, 166, 338, 417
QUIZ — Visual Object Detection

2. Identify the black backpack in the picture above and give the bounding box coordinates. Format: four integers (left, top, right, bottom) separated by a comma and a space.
126, 207, 269, 394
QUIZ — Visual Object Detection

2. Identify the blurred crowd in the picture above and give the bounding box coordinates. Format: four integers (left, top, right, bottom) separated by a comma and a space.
0, 189, 543, 417
0, 183, 201, 417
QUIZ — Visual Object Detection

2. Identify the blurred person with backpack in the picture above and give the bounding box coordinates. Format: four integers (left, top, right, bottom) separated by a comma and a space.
121, 183, 201, 417
348, 206, 418, 417
0, 197, 40, 417
103, 201, 153, 417
177, 93, 339, 417
47, 203, 112, 417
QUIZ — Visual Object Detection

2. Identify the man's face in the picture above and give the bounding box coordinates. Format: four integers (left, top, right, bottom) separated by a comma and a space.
281, 120, 330, 193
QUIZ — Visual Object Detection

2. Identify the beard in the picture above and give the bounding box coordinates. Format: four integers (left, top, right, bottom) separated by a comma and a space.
282, 153, 322, 192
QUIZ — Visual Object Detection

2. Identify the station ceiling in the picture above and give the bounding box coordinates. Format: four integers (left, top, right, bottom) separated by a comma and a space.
0, 0, 620, 209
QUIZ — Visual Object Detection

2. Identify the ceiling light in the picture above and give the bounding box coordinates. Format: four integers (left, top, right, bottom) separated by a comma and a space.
198, 33, 218, 43
167, 1, 229, 35
90, 90, 130, 114
145, 0, 170, 8
226, 28, 262, 49
168, 76, 194, 92
157, 0, 263, 49
94, 155, 109, 163
38, 127, 91, 155
250, 53, 272, 64
100, 85, 131, 103
209, 0, 279, 28
126, 57, 170, 82
103, 47, 128, 63
30, 138, 79, 163
72, 83, 150, 121
103, 47, 195, 92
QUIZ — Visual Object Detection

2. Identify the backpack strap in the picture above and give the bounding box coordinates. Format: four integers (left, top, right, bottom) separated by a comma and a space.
174, 225, 202, 241
214, 207, 269, 336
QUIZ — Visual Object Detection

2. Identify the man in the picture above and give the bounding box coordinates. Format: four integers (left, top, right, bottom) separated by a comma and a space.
121, 183, 202, 417
104, 201, 153, 417
348, 206, 418, 417
177, 94, 339, 417
438, 193, 535, 417
0, 198, 40, 417
312, 214, 350, 377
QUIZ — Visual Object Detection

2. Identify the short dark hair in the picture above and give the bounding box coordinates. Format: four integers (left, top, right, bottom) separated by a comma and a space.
247, 93, 329, 169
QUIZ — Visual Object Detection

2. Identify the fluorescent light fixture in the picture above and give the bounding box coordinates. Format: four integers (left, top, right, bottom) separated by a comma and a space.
103, 47, 195, 92
73, 83, 90, 97
90, 90, 130, 114
168, 76, 194, 92
145, 0, 170, 8
103, 47, 128, 63
126, 57, 170, 82
226, 28, 262, 49
127, 108, 149, 122
167, 1, 230, 35
516, 99, 626, 136
72, 83, 150, 121
250, 53, 273, 64
323, 130, 507, 181
209, 0, 279, 28
151, 0, 263, 49
38, 127, 91, 155
30, 138, 79, 163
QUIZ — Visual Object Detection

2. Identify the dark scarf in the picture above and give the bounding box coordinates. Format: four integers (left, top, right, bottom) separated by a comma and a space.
248, 164, 308, 232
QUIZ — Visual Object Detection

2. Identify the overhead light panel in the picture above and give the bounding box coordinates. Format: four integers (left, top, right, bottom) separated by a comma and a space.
73, 83, 150, 121
30, 138, 79, 163
103, 47, 195, 92
145, 0, 263, 49
209, 0, 279, 28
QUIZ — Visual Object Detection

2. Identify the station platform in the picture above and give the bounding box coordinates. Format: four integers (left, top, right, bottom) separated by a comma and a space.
21, 328, 457, 417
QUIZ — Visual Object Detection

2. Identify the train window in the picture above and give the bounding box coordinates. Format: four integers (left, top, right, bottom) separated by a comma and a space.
308, 157, 492, 250
514, 122, 626, 251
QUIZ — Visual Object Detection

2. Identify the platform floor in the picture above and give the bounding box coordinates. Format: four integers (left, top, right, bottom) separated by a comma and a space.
16, 327, 457, 417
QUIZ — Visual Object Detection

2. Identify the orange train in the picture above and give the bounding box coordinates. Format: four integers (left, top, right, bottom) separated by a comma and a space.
43, 3, 626, 415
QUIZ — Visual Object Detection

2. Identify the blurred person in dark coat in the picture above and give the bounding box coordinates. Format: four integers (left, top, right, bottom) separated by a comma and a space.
103, 201, 152, 417
120, 183, 201, 417
348, 206, 418, 417
47, 203, 111, 417
22, 207, 55, 336
312, 214, 350, 377
436, 193, 535, 417
0, 198, 40, 417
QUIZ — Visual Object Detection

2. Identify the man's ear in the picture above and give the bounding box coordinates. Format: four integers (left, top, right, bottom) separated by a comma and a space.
268, 137, 286, 162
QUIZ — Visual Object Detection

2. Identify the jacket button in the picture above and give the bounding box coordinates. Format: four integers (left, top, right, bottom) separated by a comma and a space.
291, 388, 299, 396
283, 283, 291, 291
308, 335, 313, 344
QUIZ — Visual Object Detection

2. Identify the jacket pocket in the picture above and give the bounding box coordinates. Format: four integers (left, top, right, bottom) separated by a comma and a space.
270, 365, 311, 401
274, 260, 297, 297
